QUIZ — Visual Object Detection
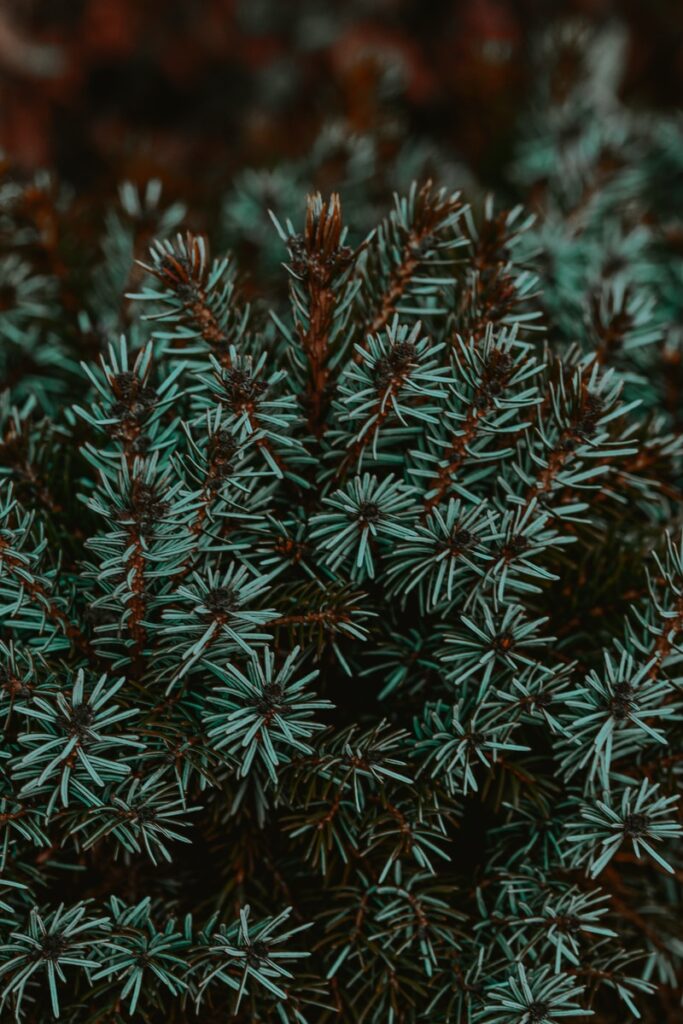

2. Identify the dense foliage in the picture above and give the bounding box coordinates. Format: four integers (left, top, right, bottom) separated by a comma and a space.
1, 18, 682, 1024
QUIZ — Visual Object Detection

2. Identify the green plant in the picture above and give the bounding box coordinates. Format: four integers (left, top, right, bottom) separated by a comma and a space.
1, 159, 682, 1023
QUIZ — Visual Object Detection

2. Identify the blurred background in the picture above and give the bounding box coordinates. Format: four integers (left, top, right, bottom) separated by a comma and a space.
1, 0, 681, 201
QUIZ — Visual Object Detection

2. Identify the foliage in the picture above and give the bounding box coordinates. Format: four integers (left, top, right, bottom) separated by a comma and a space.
1, 23, 683, 1022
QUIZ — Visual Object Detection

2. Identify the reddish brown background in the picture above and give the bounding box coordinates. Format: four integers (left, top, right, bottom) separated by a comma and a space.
2, 0, 681, 203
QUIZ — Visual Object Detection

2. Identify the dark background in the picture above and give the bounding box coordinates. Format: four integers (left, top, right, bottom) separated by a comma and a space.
1, 0, 681, 204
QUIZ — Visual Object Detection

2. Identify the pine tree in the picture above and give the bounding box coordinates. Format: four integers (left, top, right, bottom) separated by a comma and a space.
1, 82, 682, 1023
